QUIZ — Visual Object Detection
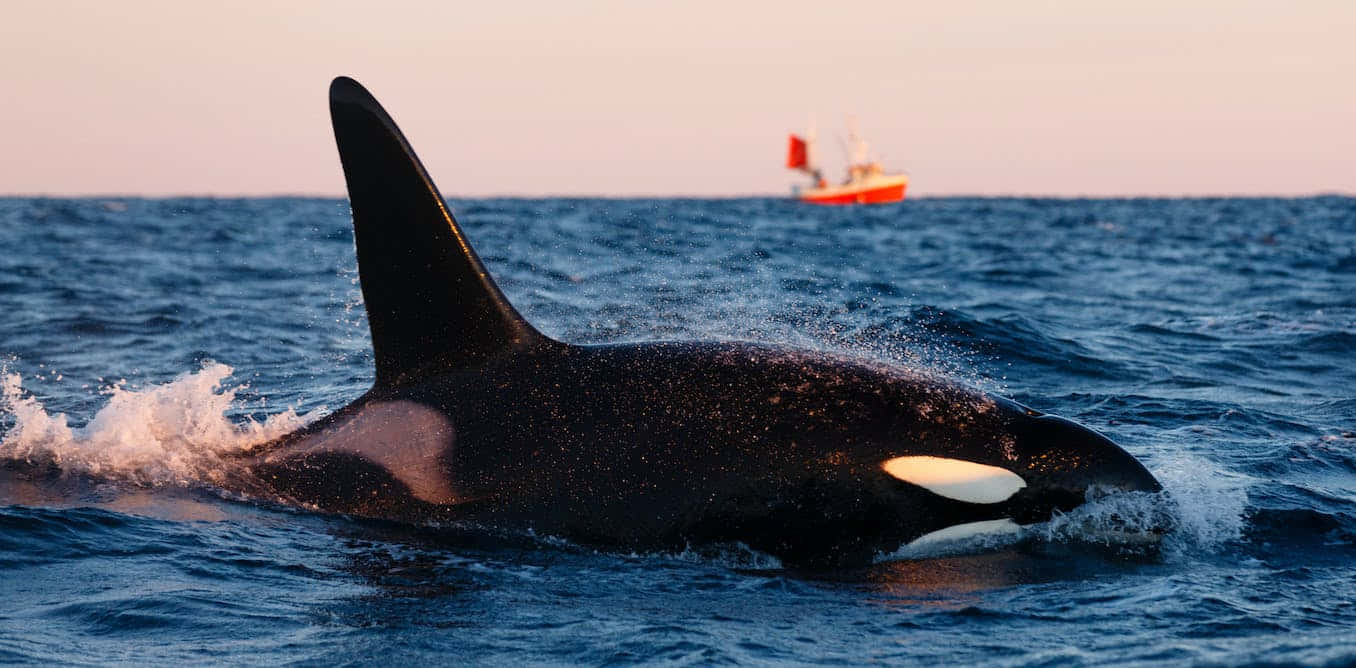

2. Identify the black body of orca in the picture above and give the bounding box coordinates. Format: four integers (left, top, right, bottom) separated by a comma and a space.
248, 77, 1161, 568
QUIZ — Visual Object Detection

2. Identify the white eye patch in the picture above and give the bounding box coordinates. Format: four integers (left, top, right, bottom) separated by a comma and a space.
881, 455, 1026, 504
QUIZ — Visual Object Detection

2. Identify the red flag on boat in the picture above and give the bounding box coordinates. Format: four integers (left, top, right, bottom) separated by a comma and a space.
786, 134, 808, 169
784, 123, 909, 205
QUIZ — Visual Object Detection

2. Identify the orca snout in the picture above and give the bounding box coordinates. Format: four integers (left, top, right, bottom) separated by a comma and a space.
1005, 415, 1161, 524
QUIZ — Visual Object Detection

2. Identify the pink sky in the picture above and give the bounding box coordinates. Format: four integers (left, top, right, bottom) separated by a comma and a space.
2, 1, 1352, 197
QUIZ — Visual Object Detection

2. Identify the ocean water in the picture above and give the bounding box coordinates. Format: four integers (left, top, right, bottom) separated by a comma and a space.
0, 195, 1353, 665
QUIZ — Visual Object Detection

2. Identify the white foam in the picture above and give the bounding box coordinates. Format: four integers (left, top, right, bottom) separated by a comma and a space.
1036, 453, 1251, 556
1037, 490, 1168, 546
0, 362, 316, 487
1151, 453, 1252, 552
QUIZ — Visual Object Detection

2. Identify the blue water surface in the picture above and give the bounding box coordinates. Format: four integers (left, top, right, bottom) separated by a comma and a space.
1, 196, 1354, 665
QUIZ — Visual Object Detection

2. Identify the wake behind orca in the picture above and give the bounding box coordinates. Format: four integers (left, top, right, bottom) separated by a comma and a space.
245, 77, 1160, 567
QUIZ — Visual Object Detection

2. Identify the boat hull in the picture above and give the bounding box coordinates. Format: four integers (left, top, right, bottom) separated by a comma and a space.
797, 175, 908, 205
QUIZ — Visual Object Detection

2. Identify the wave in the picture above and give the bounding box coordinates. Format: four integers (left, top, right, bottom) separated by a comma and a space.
0, 362, 313, 487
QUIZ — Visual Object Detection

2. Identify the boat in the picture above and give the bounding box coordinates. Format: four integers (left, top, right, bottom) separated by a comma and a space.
785, 124, 908, 204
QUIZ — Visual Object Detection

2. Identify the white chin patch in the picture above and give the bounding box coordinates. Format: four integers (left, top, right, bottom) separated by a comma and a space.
905, 518, 1021, 549
881, 455, 1026, 504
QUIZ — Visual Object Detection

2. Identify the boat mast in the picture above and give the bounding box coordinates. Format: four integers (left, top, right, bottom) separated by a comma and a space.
806, 114, 823, 184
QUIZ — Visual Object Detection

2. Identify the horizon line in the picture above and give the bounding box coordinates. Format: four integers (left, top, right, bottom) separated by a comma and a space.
1, 191, 1351, 201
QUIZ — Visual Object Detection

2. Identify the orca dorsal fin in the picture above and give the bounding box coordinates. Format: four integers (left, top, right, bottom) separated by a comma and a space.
329, 76, 550, 387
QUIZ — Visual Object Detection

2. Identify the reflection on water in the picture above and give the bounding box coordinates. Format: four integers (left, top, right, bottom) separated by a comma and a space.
788, 541, 1157, 609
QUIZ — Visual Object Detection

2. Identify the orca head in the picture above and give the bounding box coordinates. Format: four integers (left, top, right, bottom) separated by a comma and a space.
868, 395, 1162, 550
685, 362, 1161, 566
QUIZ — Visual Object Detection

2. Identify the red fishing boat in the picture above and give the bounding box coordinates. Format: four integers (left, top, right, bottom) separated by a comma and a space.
785, 125, 908, 205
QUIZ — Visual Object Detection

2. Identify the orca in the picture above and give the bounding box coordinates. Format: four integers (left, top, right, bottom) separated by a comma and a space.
246, 77, 1161, 568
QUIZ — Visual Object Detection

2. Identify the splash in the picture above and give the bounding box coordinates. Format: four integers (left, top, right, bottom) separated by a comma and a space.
0, 362, 316, 487
1037, 491, 1172, 550
1038, 454, 1251, 557
1150, 453, 1252, 552
666, 541, 785, 571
